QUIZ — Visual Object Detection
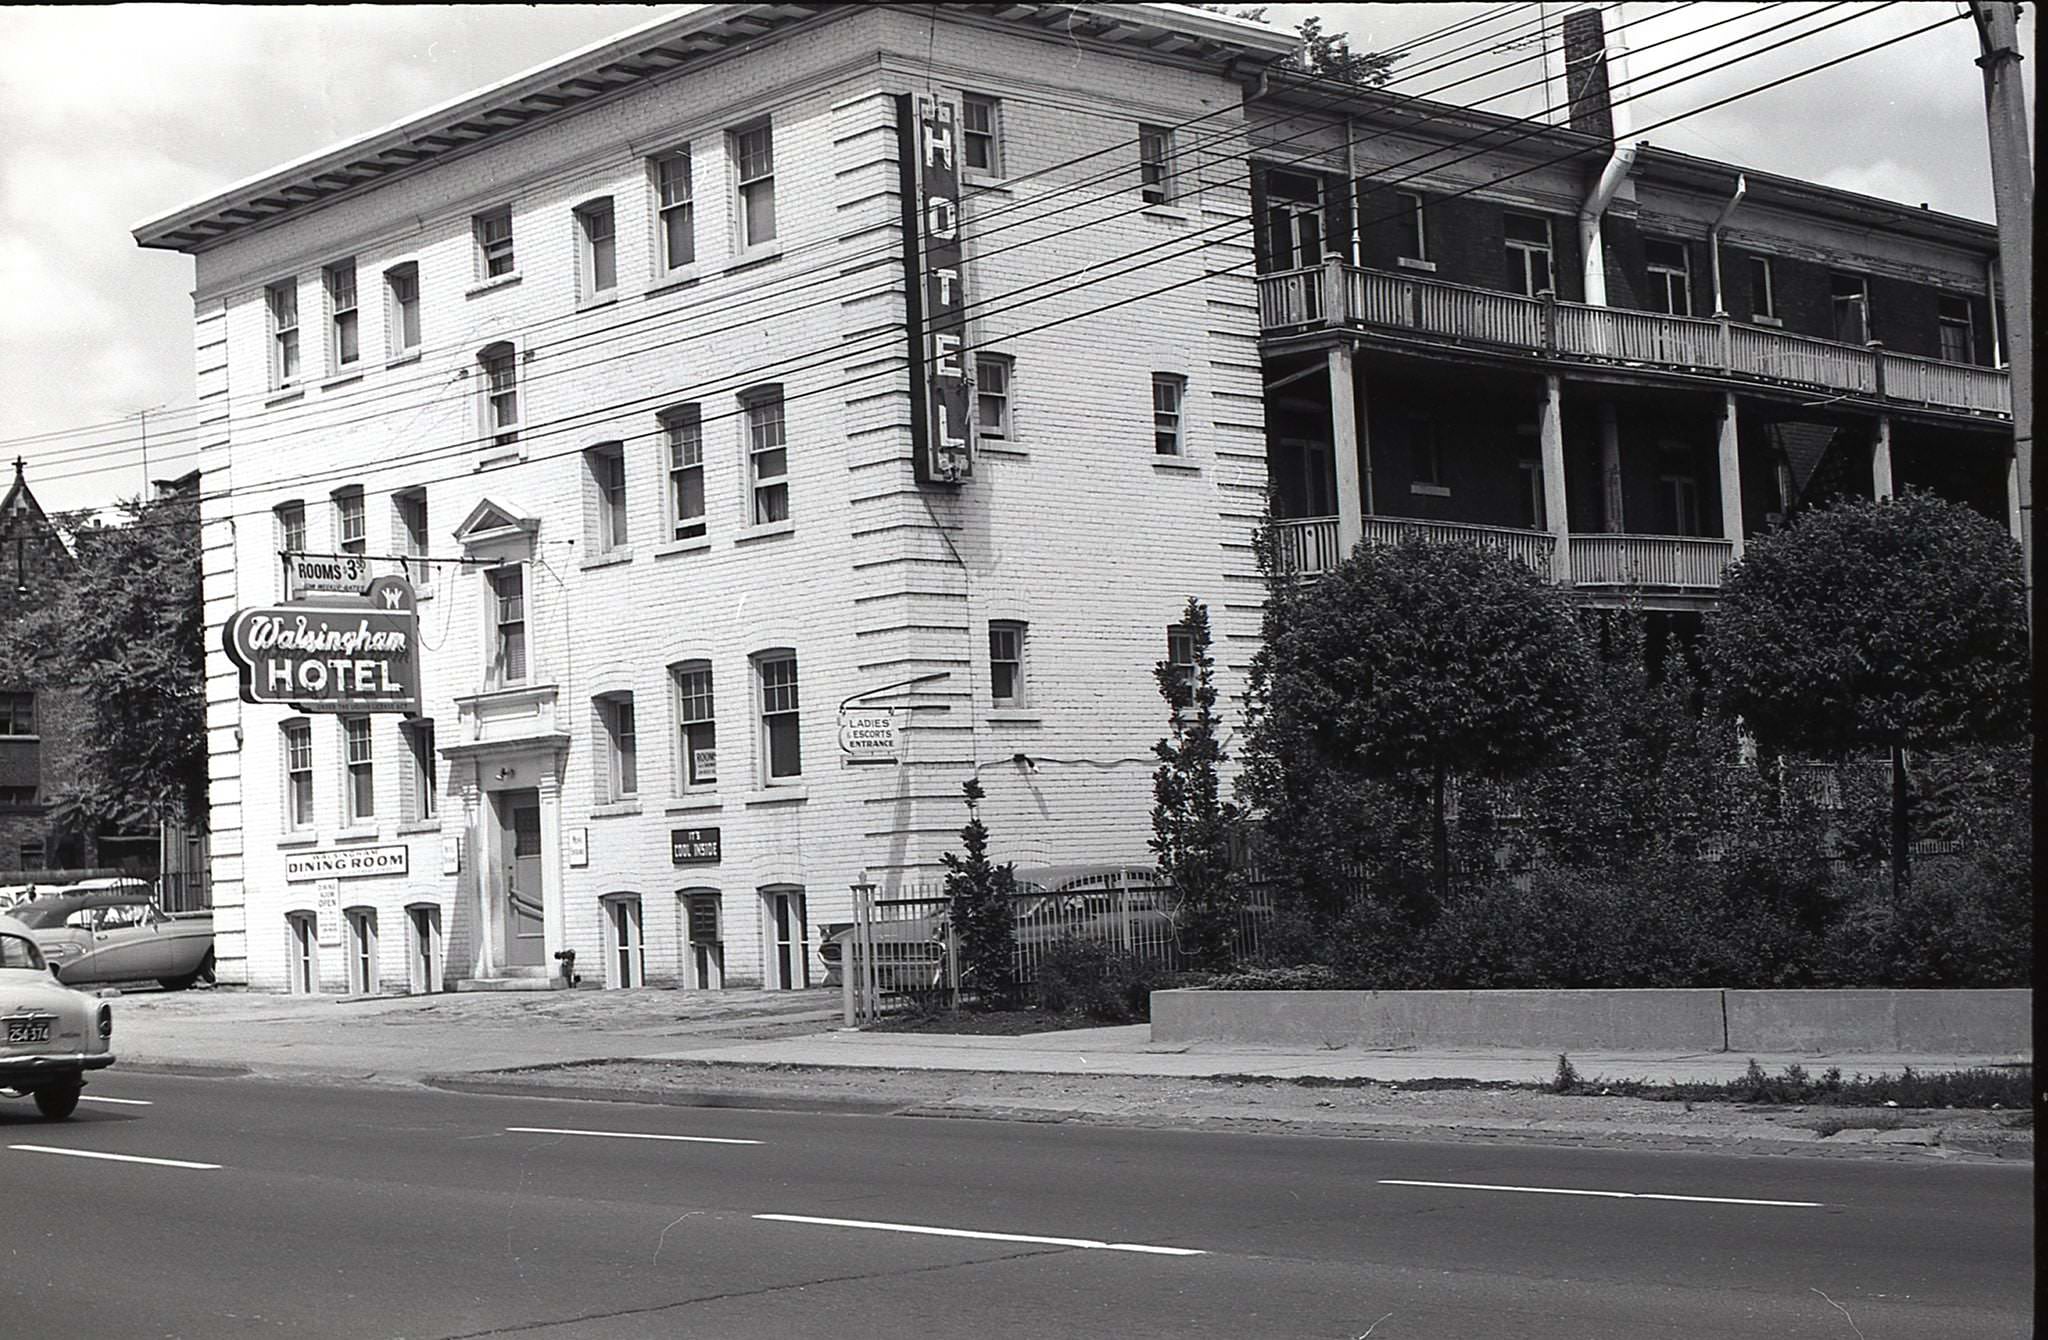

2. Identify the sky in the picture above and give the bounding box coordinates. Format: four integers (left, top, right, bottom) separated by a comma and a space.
0, 2, 2030, 518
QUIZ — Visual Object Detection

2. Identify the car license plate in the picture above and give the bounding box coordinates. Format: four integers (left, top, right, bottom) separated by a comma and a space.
5, 1018, 52, 1045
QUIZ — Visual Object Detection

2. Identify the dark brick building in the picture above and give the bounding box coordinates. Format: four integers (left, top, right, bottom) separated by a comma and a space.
0, 459, 96, 875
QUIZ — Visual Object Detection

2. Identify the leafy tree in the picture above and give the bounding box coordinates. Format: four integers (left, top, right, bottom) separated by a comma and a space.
942, 779, 1017, 1006
1150, 597, 1242, 969
1240, 538, 1590, 909
1192, 7, 1397, 85
1704, 489, 2028, 895
0, 491, 205, 834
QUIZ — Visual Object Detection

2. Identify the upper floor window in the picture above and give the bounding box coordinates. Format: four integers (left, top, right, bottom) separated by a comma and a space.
0, 692, 34, 736
393, 489, 428, 562
595, 692, 638, 802
1503, 213, 1554, 297
325, 259, 360, 368
654, 147, 695, 271
385, 262, 421, 356
1395, 192, 1427, 264
733, 122, 776, 248
989, 621, 1026, 706
744, 387, 789, 525
1152, 373, 1186, 456
282, 719, 314, 830
1657, 446, 1701, 536
1748, 255, 1777, 321
267, 280, 300, 387
488, 565, 527, 686
756, 652, 801, 782
275, 500, 306, 555
962, 94, 1001, 175
342, 715, 375, 824
672, 662, 717, 791
1643, 238, 1691, 316
402, 718, 438, 823
976, 355, 1012, 440
332, 487, 366, 556
475, 206, 515, 279
586, 442, 628, 553
479, 343, 519, 449
1517, 455, 1546, 531
1138, 124, 1174, 205
1937, 295, 1975, 364
663, 405, 706, 541
1165, 624, 1197, 700
1405, 414, 1444, 492
576, 198, 617, 300
1830, 272, 1870, 345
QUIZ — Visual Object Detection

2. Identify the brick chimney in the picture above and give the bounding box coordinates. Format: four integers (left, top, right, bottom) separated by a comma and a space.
1562, 7, 1614, 141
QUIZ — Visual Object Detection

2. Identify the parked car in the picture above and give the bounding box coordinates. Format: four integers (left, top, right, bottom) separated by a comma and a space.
13, 891, 215, 990
0, 913, 115, 1119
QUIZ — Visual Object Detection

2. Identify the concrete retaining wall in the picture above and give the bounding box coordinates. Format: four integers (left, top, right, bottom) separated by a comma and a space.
1723, 989, 2032, 1055
1151, 989, 2032, 1056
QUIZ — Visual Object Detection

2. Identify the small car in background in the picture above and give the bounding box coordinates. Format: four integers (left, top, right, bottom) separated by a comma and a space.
0, 913, 114, 1119
13, 890, 215, 990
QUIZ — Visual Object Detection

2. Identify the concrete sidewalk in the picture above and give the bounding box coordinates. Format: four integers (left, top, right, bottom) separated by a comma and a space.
107, 987, 2025, 1087
637, 1024, 2026, 1085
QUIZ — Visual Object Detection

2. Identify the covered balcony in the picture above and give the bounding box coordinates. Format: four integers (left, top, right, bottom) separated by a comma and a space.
1258, 259, 2012, 421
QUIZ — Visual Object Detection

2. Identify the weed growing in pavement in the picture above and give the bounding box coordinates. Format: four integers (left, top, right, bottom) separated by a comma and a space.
1549, 1061, 2029, 1109
1551, 1053, 1581, 1094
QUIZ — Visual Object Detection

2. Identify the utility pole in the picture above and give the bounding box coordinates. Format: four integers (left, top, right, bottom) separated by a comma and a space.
124, 404, 167, 497
1969, 2, 2032, 637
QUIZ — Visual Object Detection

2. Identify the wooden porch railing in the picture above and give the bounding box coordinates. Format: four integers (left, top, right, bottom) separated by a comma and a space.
1570, 534, 1734, 590
1258, 264, 2009, 419
1270, 516, 1342, 575
1362, 516, 1555, 575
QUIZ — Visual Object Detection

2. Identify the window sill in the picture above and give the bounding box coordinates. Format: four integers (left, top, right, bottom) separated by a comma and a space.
743, 785, 808, 806
277, 832, 321, 849
665, 798, 724, 816
577, 292, 619, 314
322, 370, 365, 392
475, 447, 526, 472
591, 801, 643, 819
396, 821, 442, 836
466, 271, 523, 298
334, 828, 380, 843
1140, 203, 1191, 222
265, 388, 306, 409
978, 442, 1027, 459
655, 536, 712, 558
411, 583, 436, 602
723, 242, 783, 274
735, 519, 795, 545
645, 268, 702, 298
963, 173, 1010, 194
1410, 483, 1452, 498
1151, 457, 1201, 474
987, 709, 1042, 724
1753, 315, 1784, 328
1396, 257, 1438, 273
580, 547, 635, 571
387, 351, 422, 370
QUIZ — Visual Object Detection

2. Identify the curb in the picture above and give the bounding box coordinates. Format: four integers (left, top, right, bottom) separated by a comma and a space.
422, 1073, 909, 1116
116, 1060, 254, 1079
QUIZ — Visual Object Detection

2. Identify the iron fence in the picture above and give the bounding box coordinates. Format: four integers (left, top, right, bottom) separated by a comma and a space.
838, 871, 1277, 1023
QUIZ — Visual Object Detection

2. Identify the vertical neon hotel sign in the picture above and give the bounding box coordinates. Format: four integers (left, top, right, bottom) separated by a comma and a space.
899, 93, 973, 485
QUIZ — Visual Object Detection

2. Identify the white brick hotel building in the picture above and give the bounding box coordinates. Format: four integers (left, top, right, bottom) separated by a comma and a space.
135, 5, 1295, 992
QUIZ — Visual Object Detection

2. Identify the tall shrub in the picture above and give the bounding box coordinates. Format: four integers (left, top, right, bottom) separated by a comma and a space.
1151, 597, 1242, 969
942, 779, 1017, 1006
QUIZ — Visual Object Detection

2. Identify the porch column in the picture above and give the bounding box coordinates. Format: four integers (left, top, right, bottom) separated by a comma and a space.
1717, 391, 1746, 561
1540, 375, 1572, 585
462, 771, 494, 980
1329, 344, 1364, 557
2007, 447, 2023, 544
537, 767, 568, 976
1597, 401, 1624, 532
1871, 415, 1894, 501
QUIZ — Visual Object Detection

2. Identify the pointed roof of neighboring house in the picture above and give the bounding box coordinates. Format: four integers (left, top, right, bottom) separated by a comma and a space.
0, 457, 46, 525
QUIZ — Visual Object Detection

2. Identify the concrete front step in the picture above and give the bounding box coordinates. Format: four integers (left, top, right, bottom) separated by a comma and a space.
453, 975, 572, 992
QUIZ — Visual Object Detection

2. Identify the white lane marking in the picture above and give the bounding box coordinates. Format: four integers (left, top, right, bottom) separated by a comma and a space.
753, 1213, 1205, 1256
1379, 1179, 1822, 1208
505, 1126, 761, 1146
9, 1145, 218, 1170
79, 1096, 153, 1106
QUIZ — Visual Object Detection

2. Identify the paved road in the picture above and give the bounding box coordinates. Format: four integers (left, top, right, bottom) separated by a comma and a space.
1, 1074, 2029, 1339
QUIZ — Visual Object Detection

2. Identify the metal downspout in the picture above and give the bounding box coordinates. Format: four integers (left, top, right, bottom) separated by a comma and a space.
1576, 3, 1635, 306
1710, 175, 1747, 317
